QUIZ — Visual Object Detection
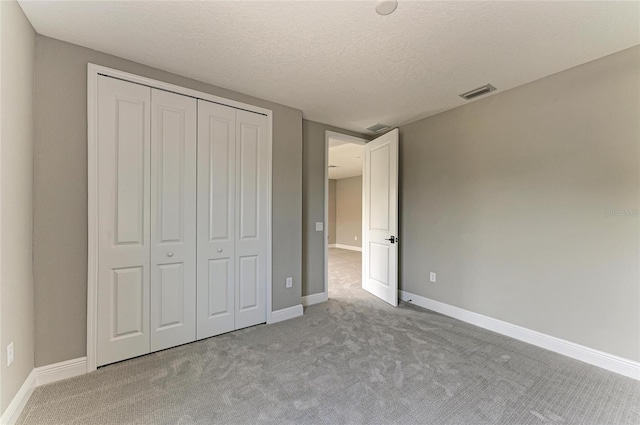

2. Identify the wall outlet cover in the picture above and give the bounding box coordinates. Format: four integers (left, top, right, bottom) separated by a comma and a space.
286, 277, 293, 288
430, 272, 436, 283
315, 222, 324, 232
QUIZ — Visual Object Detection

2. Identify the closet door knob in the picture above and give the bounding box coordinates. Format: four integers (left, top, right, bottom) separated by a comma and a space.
167, 252, 174, 257
217, 248, 223, 253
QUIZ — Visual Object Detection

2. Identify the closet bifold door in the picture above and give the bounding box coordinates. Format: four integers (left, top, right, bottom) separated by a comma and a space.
196, 100, 236, 339
235, 110, 268, 329
150, 89, 197, 352
96, 76, 151, 366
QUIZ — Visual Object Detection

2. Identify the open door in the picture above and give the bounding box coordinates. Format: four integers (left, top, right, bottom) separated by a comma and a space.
363, 128, 399, 306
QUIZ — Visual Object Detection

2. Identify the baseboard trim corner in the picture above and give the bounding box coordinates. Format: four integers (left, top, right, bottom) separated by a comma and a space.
399, 290, 640, 381
333, 244, 362, 252
35, 357, 87, 387
269, 304, 304, 324
0, 357, 89, 424
0, 369, 36, 425
302, 292, 328, 307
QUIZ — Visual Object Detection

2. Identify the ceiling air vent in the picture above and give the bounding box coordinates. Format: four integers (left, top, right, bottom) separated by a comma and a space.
459, 84, 496, 100
366, 123, 391, 133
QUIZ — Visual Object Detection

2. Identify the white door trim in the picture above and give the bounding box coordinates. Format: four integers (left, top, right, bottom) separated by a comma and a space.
323, 131, 367, 301
87, 64, 273, 372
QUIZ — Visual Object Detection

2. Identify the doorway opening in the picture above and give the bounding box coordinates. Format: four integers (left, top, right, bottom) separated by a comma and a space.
324, 131, 367, 300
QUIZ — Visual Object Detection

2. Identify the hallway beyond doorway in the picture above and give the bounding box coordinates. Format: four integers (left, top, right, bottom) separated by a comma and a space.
328, 248, 362, 299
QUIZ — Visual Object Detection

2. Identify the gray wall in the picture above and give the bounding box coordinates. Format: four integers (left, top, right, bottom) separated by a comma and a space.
0, 0, 35, 413
302, 120, 368, 297
328, 180, 337, 245
33, 36, 303, 367
335, 176, 362, 248
399, 46, 640, 361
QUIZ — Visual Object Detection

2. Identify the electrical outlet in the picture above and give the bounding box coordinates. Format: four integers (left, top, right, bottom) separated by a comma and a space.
430, 272, 436, 283
286, 277, 293, 288
7, 342, 14, 367
354, 236, 358, 241
315, 222, 324, 232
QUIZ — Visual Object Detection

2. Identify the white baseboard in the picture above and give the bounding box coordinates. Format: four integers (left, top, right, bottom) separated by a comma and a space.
0, 369, 36, 425
332, 244, 362, 252
328, 244, 337, 248
35, 357, 87, 387
399, 290, 640, 381
302, 292, 328, 307
0, 357, 88, 424
269, 304, 303, 324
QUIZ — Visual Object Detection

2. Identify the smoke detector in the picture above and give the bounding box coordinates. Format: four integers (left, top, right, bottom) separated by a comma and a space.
376, 1, 398, 16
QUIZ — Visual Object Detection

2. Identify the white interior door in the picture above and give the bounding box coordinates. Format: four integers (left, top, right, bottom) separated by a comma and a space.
234, 110, 268, 329
97, 76, 151, 366
150, 89, 197, 352
363, 128, 399, 306
196, 100, 236, 339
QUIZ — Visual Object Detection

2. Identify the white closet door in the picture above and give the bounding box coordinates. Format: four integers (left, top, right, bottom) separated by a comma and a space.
196, 100, 236, 339
150, 89, 197, 352
235, 110, 268, 329
97, 76, 151, 366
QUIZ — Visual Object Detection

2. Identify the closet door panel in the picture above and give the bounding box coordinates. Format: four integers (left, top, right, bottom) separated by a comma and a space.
207, 258, 232, 316
238, 130, 259, 240
235, 110, 268, 329
238, 255, 258, 310
197, 100, 236, 339
111, 267, 145, 338
150, 89, 197, 352
97, 76, 151, 366
157, 263, 185, 324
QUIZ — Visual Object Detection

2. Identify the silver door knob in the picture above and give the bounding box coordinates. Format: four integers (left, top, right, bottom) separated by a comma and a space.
217, 248, 223, 253
167, 252, 174, 257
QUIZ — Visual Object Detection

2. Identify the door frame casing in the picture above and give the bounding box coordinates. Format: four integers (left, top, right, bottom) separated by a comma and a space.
87, 64, 274, 372
322, 131, 368, 300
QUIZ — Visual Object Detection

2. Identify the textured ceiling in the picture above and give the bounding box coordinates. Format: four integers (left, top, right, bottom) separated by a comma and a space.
19, 1, 640, 133
328, 137, 365, 180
